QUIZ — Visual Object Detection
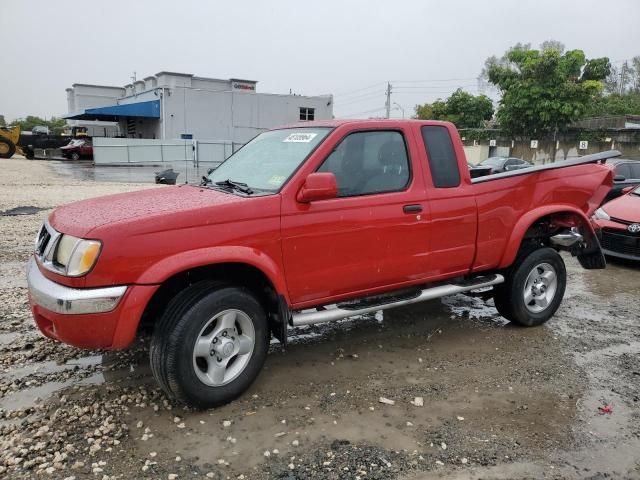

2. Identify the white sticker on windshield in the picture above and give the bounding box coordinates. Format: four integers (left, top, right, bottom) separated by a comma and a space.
283, 132, 318, 143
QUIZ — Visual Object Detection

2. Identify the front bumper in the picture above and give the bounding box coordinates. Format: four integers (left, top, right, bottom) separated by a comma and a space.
594, 224, 640, 261
27, 258, 158, 349
27, 258, 126, 314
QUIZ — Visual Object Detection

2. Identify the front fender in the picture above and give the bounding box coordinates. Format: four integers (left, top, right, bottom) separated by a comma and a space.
498, 205, 596, 269
135, 245, 289, 300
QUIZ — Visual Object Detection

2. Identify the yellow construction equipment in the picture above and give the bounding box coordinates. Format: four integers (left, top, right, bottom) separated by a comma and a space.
0, 126, 21, 158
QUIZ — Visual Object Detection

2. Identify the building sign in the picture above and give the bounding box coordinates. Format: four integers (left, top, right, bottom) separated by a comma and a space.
579, 140, 589, 150
530, 139, 538, 149
489, 139, 497, 147
232, 81, 256, 92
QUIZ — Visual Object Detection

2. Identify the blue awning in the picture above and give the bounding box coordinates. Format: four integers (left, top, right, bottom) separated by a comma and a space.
65, 100, 160, 121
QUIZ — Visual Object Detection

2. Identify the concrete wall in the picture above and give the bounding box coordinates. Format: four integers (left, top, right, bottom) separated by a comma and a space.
460, 130, 640, 164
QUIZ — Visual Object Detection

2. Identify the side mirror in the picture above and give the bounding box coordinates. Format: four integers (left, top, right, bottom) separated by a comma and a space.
614, 174, 626, 182
297, 172, 337, 203
622, 186, 634, 195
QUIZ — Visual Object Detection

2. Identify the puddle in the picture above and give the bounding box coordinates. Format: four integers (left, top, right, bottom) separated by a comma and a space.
50, 160, 215, 185
0, 205, 48, 216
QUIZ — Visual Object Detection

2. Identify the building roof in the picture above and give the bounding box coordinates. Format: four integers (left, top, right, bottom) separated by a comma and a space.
71, 83, 125, 90
155, 71, 194, 77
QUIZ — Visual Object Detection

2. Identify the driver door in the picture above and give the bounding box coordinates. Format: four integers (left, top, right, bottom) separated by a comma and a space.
280, 128, 431, 307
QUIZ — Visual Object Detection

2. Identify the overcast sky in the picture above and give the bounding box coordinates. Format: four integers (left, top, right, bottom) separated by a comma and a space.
1, 0, 639, 121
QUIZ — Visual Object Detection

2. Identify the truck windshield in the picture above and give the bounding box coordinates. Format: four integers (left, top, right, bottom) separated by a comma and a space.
207, 128, 331, 193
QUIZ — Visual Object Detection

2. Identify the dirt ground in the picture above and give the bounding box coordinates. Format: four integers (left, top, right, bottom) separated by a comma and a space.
1, 157, 639, 480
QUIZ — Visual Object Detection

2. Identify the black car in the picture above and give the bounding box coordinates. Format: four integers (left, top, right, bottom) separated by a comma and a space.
604, 158, 640, 202
474, 156, 532, 174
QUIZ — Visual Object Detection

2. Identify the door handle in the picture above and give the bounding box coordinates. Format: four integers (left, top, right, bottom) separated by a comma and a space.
403, 204, 423, 214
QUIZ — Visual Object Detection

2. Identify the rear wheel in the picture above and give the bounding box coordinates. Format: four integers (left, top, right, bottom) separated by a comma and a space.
150, 281, 269, 409
0, 137, 16, 159
71, 152, 80, 161
493, 247, 566, 326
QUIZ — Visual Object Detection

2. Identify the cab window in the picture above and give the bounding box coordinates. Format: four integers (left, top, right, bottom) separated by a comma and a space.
318, 130, 410, 197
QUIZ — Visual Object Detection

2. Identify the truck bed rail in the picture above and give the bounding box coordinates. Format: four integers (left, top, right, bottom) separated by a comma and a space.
471, 150, 621, 183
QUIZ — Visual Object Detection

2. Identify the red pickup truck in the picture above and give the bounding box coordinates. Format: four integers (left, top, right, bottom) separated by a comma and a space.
27, 120, 616, 408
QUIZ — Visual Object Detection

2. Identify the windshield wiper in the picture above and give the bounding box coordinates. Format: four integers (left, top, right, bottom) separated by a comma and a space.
214, 179, 254, 195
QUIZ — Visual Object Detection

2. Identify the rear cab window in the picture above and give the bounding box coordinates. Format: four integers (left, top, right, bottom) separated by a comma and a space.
421, 126, 460, 188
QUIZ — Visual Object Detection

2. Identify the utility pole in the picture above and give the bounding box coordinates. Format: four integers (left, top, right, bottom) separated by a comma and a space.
619, 62, 627, 95
385, 82, 392, 119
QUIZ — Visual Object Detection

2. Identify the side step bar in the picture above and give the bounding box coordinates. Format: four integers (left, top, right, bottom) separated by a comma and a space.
291, 274, 505, 327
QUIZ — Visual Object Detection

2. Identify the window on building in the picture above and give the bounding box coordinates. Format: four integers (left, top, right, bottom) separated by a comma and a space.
299, 107, 315, 121
317, 130, 410, 197
421, 126, 460, 188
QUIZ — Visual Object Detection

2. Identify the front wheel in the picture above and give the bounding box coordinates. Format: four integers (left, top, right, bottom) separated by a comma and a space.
70, 152, 80, 161
493, 247, 566, 327
0, 137, 16, 158
150, 282, 269, 408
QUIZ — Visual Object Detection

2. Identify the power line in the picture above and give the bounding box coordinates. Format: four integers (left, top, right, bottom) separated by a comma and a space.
394, 84, 478, 90
391, 77, 478, 83
333, 82, 387, 98
335, 91, 384, 106
339, 107, 386, 118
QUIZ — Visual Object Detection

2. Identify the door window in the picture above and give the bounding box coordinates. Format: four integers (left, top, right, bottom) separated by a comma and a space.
318, 130, 410, 197
629, 163, 640, 180
616, 163, 632, 179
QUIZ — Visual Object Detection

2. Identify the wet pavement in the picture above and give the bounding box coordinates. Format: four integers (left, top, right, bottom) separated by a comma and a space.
1, 157, 639, 479
50, 159, 215, 185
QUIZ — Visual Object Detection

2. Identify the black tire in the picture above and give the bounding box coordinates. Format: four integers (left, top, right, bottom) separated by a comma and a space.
493, 247, 566, 327
0, 137, 16, 159
150, 281, 269, 409
71, 152, 80, 161
25, 148, 35, 160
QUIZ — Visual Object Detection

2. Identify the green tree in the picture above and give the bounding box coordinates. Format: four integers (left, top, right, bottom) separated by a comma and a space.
0, 115, 6, 127
586, 92, 640, 116
9, 115, 68, 135
414, 89, 494, 128
486, 44, 610, 135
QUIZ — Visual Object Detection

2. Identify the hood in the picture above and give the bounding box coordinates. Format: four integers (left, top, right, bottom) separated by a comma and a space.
49, 185, 249, 237
602, 191, 640, 223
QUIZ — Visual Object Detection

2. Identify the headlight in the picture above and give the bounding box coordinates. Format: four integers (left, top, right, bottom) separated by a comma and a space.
54, 235, 102, 276
593, 207, 610, 221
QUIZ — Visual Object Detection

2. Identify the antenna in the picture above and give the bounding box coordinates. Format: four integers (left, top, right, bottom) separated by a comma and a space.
131, 71, 137, 83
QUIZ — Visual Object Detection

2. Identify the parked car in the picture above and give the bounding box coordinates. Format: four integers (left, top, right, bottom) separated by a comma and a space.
27, 119, 615, 408
475, 156, 532, 174
603, 158, 640, 202
592, 185, 640, 261
60, 138, 93, 160
467, 162, 493, 179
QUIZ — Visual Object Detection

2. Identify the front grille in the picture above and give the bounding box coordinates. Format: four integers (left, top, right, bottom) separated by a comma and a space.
601, 228, 640, 258
36, 225, 51, 257
610, 217, 633, 225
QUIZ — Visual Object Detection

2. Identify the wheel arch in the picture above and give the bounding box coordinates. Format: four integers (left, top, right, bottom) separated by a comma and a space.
498, 205, 600, 269
136, 247, 291, 344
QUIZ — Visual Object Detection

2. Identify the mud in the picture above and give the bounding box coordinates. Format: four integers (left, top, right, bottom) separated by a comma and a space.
1, 157, 639, 479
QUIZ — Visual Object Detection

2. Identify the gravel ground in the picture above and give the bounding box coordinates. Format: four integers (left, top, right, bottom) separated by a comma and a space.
1, 157, 639, 479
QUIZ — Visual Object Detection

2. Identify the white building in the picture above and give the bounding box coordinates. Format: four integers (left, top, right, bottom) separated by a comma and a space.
65, 72, 334, 145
